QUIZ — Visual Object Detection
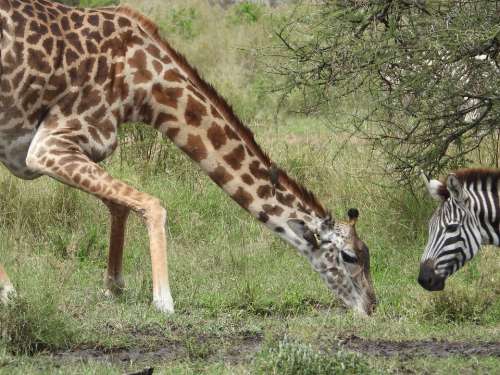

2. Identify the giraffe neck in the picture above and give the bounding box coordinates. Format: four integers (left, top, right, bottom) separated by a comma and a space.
119, 7, 328, 253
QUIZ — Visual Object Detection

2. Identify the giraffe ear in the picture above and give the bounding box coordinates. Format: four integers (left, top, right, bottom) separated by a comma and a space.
347, 208, 359, 226
287, 219, 319, 249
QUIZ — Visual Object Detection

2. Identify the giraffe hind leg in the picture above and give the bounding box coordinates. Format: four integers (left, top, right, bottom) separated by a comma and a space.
26, 124, 174, 314
102, 199, 130, 297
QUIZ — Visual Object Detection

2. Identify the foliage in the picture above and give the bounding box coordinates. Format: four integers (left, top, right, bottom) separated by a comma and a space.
254, 336, 371, 374
0, 294, 77, 355
158, 7, 201, 40
0, 1, 499, 373
55, 0, 119, 6
269, 0, 500, 184
79, 0, 119, 7
230, 2, 264, 24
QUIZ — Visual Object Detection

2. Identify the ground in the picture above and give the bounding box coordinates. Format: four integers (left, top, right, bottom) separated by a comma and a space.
0, 1, 499, 373
0, 118, 498, 374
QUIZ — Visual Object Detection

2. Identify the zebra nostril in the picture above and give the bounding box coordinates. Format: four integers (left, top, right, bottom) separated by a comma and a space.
418, 261, 436, 289
417, 274, 431, 287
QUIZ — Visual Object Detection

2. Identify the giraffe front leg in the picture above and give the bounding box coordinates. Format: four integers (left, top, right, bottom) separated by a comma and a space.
26, 128, 174, 314
102, 199, 130, 297
0, 263, 15, 304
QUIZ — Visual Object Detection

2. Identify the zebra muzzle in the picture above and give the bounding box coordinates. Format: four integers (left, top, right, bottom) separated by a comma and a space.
418, 260, 445, 291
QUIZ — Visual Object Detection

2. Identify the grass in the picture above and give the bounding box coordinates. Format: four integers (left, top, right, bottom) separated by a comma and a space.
0, 0, 499, 374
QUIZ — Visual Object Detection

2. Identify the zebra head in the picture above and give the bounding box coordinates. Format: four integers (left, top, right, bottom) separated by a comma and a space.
419, 173, 482, 291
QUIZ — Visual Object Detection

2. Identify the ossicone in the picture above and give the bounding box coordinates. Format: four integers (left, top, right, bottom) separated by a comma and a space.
347, 208, 359, 225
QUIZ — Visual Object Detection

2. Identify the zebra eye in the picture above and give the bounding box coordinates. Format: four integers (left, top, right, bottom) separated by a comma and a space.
341, 250, 358, 264
446, 223, 460, 232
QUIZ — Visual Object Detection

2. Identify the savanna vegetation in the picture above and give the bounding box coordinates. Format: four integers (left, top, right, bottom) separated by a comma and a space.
0, 0, 498, 374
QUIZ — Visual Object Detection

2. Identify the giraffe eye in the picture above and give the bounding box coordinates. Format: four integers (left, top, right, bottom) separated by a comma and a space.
341, 250, 358, 264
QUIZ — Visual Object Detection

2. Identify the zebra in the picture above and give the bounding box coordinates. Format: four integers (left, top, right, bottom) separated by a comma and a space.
419, 169, 500, 291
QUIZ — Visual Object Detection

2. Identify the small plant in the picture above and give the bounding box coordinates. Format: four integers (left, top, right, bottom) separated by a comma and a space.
184, 336, 214, 361
254, 336, 371, 375
423, 287, 494, 324
157, 7, 200, 40
230, 2, 263, 24
79, 0, 119, 7
0, 293, 77, 355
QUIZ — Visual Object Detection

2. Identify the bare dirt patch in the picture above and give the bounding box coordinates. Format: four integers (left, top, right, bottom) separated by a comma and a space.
49, 332, 263, 365
338, 335, 500, 358
45, 333, 500, 367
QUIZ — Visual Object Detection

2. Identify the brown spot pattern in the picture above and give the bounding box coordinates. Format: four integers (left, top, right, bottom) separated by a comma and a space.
263, 204, 284, 216
232, 187, 253, 209
152, 84, 183, 109
207, 123, 226, 150
184, 95, 206, 127
250, 161, 269, 180
208, 165, 234, 187
223, 145, 245, 170
180, 134, 207, 162
257, 185, 272, 199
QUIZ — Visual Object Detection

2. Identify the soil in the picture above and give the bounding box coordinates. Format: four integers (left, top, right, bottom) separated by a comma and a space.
50, 332, 263, 365
46, 332, 500, 367
338, 334, 500, 358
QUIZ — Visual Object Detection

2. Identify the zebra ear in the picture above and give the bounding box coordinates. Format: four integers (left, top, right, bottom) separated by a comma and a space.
421, 170, 446, 201
425, 179, 446, 201
447, 174, 464, 202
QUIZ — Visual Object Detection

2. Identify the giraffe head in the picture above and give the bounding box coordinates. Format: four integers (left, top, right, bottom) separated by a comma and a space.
287, 209, 376, 315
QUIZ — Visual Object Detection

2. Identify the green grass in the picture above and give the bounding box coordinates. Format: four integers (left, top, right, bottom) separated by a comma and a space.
0, 116, 498, 373
0, 0, 499, 373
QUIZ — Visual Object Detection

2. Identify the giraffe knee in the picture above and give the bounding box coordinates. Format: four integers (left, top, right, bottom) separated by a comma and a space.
142, 199, 167, 225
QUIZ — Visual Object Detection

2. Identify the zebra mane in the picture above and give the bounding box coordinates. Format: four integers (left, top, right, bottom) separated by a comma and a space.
438, 168, 500, 199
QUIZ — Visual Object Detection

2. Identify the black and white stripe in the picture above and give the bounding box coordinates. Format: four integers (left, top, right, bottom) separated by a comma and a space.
422, 175, 500, 278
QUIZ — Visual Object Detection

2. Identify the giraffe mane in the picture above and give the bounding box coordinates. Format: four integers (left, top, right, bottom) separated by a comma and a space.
113, 6, 328, 218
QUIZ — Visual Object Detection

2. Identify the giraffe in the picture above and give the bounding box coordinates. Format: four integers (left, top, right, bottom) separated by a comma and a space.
0, 0, 376, 315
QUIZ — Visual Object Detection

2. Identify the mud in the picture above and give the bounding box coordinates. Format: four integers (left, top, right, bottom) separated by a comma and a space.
46, 333, 500, 366
338, 335, 500, 358
50, 333, 262, 365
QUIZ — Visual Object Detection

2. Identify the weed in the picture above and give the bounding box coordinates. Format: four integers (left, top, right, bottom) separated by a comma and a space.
79, 0, 119, 7
184, 336, 215, 360
230, 2, 263, 24
254, 336, 372, 375
0, 294, 77, 355
422, 287, 494, 324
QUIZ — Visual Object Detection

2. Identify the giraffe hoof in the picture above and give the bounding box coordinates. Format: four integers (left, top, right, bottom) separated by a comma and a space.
153, 298, 174, 314
103, 275, 125, 297
0, 283, 16, 304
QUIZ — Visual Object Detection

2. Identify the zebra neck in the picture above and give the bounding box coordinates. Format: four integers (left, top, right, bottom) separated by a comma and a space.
466, 185, 500, 246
